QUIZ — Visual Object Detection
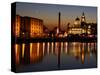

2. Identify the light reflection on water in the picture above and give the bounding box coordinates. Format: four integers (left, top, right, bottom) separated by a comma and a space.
14, 42, 97, 71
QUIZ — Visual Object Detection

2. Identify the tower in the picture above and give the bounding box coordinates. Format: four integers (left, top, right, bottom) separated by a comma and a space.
81, 12, 86, 28
81, 12, 88, 34
58, 12, 61, 33
81, 12, 86, 22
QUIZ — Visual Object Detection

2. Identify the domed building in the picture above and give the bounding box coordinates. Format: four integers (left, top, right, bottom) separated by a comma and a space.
68, 12, 91, 35
68, 16, 82, 35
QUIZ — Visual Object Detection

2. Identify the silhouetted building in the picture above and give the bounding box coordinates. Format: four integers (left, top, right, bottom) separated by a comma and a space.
43, 25, 50, 37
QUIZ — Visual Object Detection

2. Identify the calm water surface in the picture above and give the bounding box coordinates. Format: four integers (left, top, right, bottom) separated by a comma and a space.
13, 42, 97, 72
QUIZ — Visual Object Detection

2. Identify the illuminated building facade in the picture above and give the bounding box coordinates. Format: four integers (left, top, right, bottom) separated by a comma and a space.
68, 12, 91, 35
30, 18, 43, 38
81, 12, 86, 28
13, 15, 43, 38
21, 17, 31, 38
68, 17, 83, 35
13, 15, 21, 37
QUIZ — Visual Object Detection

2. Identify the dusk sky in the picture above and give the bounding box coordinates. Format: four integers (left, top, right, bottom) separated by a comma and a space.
16, 2, 97, 30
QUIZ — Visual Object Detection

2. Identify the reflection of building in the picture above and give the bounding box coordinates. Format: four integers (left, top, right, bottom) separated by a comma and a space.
30, 43, 43, 64
13, 15, 43, 38
14, 42, 96, 65
81, 43, 85, 64
15, 44, 20, 64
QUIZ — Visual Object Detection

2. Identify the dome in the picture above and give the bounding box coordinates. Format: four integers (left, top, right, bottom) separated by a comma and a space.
75, 17, 80, 21
74, 17, 80, 26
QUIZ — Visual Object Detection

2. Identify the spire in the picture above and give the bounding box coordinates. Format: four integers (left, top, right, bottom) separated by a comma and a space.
81, 12, 86, 22
81, 12, 86, 28
82, 12, 85, 16
58, 12, 61, 33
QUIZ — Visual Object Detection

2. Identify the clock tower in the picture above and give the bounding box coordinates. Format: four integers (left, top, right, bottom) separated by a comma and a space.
81, 12, 86, 28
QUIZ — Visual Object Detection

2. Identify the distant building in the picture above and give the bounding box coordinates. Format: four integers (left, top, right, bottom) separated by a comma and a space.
68, 12, 91, 35
68, 17, 83, 35
43, 25, 50, 37
13, 15, 43, 38
13, 15, 21, 37
30, 18, 43, 38
20, 16, 31, 38
81, 12, 87, 34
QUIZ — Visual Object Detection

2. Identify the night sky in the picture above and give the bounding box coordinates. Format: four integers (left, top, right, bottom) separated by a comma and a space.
16, 2, 97, 30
